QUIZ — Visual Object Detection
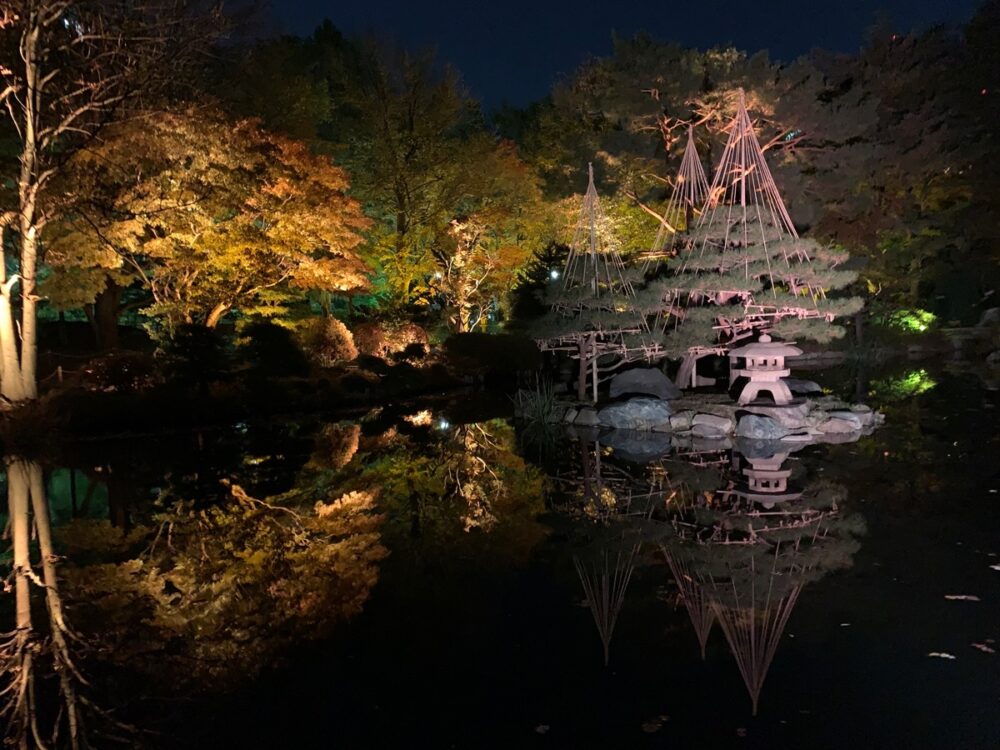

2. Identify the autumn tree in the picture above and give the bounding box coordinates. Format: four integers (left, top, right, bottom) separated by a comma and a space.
0, 0, 220, 401
45, 108, 371, 337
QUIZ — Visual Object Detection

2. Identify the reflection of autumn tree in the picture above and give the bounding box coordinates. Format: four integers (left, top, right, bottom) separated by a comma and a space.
307, 422, 362, 472
356, 420, 547, 564
1, 459, 87, 749
442, 421, 545, 533
57, 482, 386, 691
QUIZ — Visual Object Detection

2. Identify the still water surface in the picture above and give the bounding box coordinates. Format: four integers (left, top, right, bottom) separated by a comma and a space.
8, 364, 1000, 748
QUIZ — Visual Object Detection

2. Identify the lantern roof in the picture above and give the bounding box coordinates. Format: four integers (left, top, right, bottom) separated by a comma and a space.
728, 333, 802, 359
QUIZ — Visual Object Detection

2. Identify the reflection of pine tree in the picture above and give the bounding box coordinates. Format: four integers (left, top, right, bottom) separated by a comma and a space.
559, 436, 659, 666
650, 91, 863, 358
534, 165, 663, 401
663, 477, 864, 715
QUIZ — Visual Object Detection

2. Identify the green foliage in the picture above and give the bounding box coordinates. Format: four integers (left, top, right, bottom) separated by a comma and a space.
513, 378, 558, 425
882, 308, 938, 333
869, 368, 938, 402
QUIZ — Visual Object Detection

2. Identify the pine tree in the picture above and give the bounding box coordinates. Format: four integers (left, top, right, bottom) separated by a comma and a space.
651, 91, 863, 363
534, 164, 663, 401
639, 125, 710, 274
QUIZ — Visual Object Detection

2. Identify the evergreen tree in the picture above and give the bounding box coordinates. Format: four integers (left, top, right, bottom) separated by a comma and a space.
533, 165, 662, 401
650, 92, 862, 362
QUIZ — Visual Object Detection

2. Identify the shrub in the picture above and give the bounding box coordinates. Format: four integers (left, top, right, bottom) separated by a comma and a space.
83, 352, 160, 393
353, 321, 429, 358
300, 317, 358, 367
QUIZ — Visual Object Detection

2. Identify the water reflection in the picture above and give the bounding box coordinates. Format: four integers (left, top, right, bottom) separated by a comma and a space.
9, 370, 990, 745
554, 427, 866, 716
1, 458, 85, 748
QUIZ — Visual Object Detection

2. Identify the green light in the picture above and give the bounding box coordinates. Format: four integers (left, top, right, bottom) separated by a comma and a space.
886, 308, 937, 333
870, 368, 937, 401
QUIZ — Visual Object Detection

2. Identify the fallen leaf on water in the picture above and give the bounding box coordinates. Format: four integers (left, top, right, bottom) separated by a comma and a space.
990, 565, 1000, 571
641, 715, 669, 733
971, 643, 996, 654
944, 595, 981, 601
928, 652, 957, 659
534, 725, 550, 735
736, 728, 747, 737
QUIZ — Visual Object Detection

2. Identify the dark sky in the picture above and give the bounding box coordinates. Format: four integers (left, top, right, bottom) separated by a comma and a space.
271, 0, 983, 109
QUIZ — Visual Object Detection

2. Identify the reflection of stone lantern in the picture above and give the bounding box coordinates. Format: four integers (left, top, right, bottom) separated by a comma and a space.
728, 334, 802, 406
739, 452, 802, 508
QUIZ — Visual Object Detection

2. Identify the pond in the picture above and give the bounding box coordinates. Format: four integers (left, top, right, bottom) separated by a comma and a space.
2, 362, 999, 748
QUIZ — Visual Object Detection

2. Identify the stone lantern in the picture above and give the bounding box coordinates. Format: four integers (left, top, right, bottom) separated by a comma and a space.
728, 334, 802, 406
739, 451, 802, 508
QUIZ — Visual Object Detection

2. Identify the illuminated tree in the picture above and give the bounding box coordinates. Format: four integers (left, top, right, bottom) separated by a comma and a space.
45, 109, 371, 336
651, 91, 862, 368
326, 41, 549, 315
534, 165, 663, 401
0, 0, 219, 399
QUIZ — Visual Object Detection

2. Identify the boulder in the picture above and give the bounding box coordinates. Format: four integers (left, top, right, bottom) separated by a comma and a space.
740, 401, 812, 430
603, 429, 672, 463
669, 410, 696, 431
780, 433, 814, 443
977, 307, 1000, 327
691, 423, 727, 438
610, 368, 681, 401
782, 377, 823, 395
597, 398, 672, 431
691, 413, 734, 434
824, 410, 864, 429
735, 414, 791, 440
575, 407, 601, 427
817, 417, 860, 434
563, 407, 578, 424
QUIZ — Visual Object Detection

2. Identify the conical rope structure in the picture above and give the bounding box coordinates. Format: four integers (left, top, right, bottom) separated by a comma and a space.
535, 163, 664, 401
653, 89, 861, 362
641, 126, 710, 275
661, 450, 864, 715
574, 541, 640, 667
663, 547, 716, 660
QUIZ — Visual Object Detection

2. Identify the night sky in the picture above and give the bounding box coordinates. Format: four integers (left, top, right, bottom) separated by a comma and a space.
272, 0, 984, 109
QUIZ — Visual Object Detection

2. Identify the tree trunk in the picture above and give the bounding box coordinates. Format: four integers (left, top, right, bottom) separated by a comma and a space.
19, 228, 38, 400
7, 460, 32, 642
577, 339, 588, 401
205, 302, 230, 329
0, 283, 27, 401
92, 279, 122, 350
591, 342, 598, 404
